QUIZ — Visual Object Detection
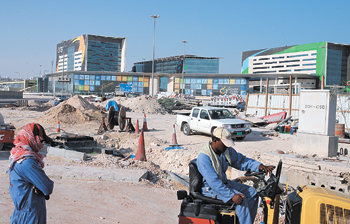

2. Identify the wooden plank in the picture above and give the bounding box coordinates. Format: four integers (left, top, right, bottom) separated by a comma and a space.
265, 78, 269, 116
289, 75, 292, 116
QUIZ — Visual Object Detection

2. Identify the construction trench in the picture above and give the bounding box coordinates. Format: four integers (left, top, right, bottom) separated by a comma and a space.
0, 94, 350, 223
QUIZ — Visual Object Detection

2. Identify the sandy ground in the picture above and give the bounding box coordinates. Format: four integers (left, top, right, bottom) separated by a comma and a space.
1, 98, 350, 223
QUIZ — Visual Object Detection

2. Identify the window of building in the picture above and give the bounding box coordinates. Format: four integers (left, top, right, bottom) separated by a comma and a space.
303, 58, 316, 61
294, 68, 316, 71
279, 59, 300, 63
272, 56, 284, 59
287, 64, 299, 67
253, 66, 270, 69
302, 63, 316, 66
272, 65, 284, 68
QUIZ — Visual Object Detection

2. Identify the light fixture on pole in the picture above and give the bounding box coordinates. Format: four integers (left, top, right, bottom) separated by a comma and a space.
150, 14, 160, 96
181, 40, 188, 95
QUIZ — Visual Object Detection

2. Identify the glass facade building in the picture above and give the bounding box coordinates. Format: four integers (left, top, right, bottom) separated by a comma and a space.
56, 35, 126, 73
132, 55, 219, 74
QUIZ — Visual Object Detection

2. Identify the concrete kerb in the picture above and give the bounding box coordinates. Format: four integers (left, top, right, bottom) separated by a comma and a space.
46, 146, 87, 161
45, 165, 148, 183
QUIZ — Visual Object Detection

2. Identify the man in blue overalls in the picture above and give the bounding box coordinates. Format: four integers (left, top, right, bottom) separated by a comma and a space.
197, 127, 274, 224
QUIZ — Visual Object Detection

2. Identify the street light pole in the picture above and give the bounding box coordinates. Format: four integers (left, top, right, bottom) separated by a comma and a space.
181, 40, 188, 96
150, 15, 159, 96
142, 58, 146, 95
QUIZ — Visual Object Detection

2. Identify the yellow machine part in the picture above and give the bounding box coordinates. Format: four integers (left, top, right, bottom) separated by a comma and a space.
219, 210, 238, 224
298, 186, 350, 223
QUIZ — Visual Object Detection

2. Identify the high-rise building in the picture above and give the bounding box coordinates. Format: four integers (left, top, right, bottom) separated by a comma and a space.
132, 55, 219, 74
56, 35, 126, 73
241, 42, 350, 86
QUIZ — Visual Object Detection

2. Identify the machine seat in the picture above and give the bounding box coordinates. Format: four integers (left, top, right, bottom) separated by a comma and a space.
189, 159, 228, 205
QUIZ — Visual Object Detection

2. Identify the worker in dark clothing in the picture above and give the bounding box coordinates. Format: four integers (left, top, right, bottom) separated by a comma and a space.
197, 127, 274, 224
8, 123, 54, 224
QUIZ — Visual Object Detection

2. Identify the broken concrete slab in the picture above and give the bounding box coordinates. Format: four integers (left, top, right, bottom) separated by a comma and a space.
46, 146, 87, 161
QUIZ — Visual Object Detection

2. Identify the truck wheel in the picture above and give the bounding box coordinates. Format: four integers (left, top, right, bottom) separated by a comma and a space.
183, 123, 191, 136
236, 136, 245, 141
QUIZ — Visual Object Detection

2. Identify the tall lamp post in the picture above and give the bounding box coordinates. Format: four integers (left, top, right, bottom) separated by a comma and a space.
150, 15, 160, 96
181, 40, 188, 95
142, 58, 146, 95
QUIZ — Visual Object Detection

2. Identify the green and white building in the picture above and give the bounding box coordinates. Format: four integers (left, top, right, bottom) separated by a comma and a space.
241, 42, 350, 87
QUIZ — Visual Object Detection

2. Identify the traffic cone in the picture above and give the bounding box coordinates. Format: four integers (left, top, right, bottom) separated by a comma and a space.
135, 119, 139, 134
142, 113, 148, 131
170, 124, 179, 146
56, 121, 60, 133
135, 130, 146, 161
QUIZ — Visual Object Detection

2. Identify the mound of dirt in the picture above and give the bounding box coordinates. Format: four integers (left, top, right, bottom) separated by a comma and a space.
38, 104, 96, 124
65, 95, 98, 111
37, 95, 102, 124
99, 95, 167, 114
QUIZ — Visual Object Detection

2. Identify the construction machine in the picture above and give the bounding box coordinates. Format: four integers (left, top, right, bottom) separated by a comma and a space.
177, 159, 350, 224
0, 112, 15, 150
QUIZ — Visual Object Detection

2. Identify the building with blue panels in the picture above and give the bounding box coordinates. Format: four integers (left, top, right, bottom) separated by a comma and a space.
45, 71, 251, 97
132, 55, 219, 93
56, 35, 126, 73
47, 71, 150, 95
132, 55, 219, 74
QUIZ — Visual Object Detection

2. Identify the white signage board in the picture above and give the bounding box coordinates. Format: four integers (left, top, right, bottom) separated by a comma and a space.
298, 90, 336, 136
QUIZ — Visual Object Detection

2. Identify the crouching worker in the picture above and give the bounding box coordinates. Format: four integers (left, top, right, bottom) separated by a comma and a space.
8, 123, 54, 224
197, 127, 274, 224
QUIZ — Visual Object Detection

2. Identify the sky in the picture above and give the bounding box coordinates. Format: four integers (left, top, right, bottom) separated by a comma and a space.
1, 0, 350, 78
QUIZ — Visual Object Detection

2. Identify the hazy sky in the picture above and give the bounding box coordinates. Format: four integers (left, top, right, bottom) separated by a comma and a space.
1, 0, 349, 78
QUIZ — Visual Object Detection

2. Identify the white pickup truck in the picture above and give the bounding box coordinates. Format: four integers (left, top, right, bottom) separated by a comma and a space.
176, 106, 251, 140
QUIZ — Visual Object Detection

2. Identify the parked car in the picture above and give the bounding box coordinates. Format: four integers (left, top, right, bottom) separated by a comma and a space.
176, 106, 251, 140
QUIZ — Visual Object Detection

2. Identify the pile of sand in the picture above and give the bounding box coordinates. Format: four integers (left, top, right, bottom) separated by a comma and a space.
38, 95, 100, 124
65, 95, 98, 111
100, 95, 167, 114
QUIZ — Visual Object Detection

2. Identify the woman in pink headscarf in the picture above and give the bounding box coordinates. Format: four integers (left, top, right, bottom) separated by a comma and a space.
8, 123, 54, 224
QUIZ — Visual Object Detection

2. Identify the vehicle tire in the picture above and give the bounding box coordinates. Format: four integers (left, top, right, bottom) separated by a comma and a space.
211, 127, 217, 137
236, 136, 245, 141
182, 123, 191, 136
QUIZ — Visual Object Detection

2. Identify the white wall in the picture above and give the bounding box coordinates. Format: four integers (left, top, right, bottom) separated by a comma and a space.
247, 93, 350, 132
